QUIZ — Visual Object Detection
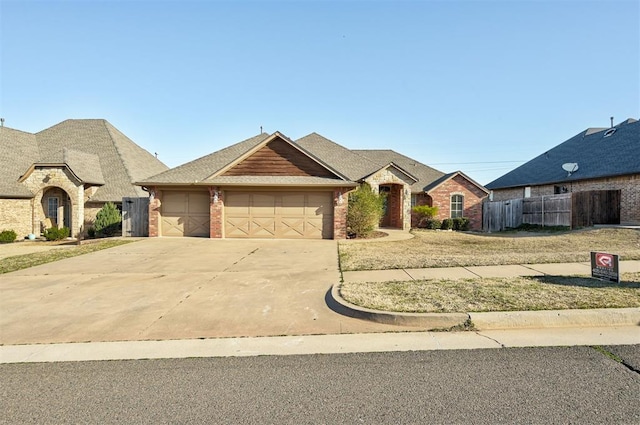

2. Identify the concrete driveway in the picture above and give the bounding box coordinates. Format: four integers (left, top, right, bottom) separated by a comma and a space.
1, 238, 414, 345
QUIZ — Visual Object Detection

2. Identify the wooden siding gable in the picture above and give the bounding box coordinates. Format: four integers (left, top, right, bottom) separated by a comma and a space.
221, 136, 340, 178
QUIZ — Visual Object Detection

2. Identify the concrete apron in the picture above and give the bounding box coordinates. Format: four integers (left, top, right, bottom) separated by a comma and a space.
0, 238, 423, 345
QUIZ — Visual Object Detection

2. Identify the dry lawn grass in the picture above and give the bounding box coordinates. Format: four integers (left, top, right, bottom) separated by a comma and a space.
339, 228, 640, 271
339, 272, 640, 313
0, 240, 135, 274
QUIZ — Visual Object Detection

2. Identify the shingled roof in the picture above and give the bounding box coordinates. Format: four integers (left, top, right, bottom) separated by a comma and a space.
295, 133, 382, 181
138, 133, 271, 184
1, 119, 168, 201
486, 118, 640, 190
140, 131, 457, 192
354, 149, 446, 192
0, 127, 40, 198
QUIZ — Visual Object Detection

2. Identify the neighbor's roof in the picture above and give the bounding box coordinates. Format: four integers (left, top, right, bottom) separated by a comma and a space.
1, 119, 168, 201
486, 118, 639, 190
355, 149, 446, 192
0, 127, 40, 198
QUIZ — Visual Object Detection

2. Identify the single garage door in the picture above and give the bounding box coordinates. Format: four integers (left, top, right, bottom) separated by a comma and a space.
161, 191, 210, 237
225, 191, 333, 239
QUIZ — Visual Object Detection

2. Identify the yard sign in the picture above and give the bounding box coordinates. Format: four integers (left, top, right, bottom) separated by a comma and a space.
590, 252, 620, 283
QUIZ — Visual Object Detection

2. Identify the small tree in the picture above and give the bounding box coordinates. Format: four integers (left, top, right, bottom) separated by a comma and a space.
94, 202, 122, 237
347, 183, 385, 238
412, 205, 439, 228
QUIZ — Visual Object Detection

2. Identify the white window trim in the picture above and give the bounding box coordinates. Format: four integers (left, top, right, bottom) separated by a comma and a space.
450, 194, 464, 218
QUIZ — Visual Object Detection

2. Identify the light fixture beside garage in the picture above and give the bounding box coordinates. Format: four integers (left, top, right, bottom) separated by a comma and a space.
212, 190, 219, 204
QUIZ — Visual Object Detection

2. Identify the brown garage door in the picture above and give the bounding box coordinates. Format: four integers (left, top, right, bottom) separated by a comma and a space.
161, 191, 210, 237
225, 191, 333, 239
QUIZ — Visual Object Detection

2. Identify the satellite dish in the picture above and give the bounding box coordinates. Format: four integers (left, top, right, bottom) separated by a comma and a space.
562, 162, 579, 176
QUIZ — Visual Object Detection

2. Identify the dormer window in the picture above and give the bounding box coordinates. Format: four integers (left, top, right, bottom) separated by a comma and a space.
603, 128, 616, 137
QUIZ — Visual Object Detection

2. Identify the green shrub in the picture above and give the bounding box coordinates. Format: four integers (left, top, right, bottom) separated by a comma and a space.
412, 205, 439, 228
94, 202, 122, 237
43, 227, 70, 241
87, 226, 96, 238
0, 230, 17, 244
452, 217, 470, 231
424, 219, 441, 230
347, 183, 385, 238
441, 218, 453, 230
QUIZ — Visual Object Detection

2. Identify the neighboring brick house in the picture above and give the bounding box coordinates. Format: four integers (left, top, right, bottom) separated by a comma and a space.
137, 131, 488, 239
0, 119, 168, 238
485, 118, 639, 225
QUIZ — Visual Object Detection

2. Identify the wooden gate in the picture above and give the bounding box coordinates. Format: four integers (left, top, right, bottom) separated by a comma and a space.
122, 197, 150, 237
571, 190, 621, 228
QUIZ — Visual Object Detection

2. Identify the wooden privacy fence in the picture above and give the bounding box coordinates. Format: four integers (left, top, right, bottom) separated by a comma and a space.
122, 197, 150, 237
571, 190, 621, 228
483, 190, 620, 232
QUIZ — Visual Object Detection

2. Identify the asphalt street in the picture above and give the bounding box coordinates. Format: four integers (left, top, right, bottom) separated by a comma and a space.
2, 345, 638, 424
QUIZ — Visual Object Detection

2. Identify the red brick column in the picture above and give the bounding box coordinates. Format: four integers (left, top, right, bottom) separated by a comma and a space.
333, 188, 348, 239
148, 188, 160, 237
209, 186, 224, 238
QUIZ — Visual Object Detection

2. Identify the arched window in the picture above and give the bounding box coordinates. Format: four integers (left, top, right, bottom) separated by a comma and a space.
451, 194, 464, 218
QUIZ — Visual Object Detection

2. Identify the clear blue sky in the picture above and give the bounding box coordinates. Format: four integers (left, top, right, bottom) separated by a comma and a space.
1, 0, 638, 185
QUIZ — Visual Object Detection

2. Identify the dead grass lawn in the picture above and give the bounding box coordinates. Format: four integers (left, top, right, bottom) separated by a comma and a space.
0, 240, 135, 274
339, 272, 640, 313
339, 228, 640, 271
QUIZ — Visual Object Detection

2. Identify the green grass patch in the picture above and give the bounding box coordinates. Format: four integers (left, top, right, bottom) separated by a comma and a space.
0, 240, 135, 274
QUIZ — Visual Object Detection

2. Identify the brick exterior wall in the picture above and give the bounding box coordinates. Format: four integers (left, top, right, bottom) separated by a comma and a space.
333, 188, 348, 239
0, 199, 33, 238
490, 174, 640, 225
427, 175, 488, 231
148, 188, 161, 237
210, 187, 223, 238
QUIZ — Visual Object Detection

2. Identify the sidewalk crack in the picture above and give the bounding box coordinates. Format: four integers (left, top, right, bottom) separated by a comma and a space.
474, 331, 506, 348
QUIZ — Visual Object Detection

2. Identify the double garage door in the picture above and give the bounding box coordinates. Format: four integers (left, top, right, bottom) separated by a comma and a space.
161, 190, 333, 239
225, 191, 334, 239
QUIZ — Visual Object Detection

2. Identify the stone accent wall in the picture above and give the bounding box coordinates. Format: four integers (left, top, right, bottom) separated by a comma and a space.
428, 175, 488, 230
364, 167, 412, 230
21, 167, 84, 238
148, 188, 161, 237
490, 174, 640, 224
0, 199, 33, 238
210, 187, 224, 238
333, 188, 348, 239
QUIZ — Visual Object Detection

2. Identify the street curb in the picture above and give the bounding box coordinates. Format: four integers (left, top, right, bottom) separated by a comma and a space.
331, 285, 640, 331
329, 284, 469, 330
470, 308, 640, 330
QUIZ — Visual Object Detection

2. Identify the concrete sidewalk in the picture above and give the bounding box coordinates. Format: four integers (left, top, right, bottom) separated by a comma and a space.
2, 326, 638, 364
342, 260, 640, 283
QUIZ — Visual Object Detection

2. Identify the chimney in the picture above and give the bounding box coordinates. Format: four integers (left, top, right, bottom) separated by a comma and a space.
610, 116, 614, 128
